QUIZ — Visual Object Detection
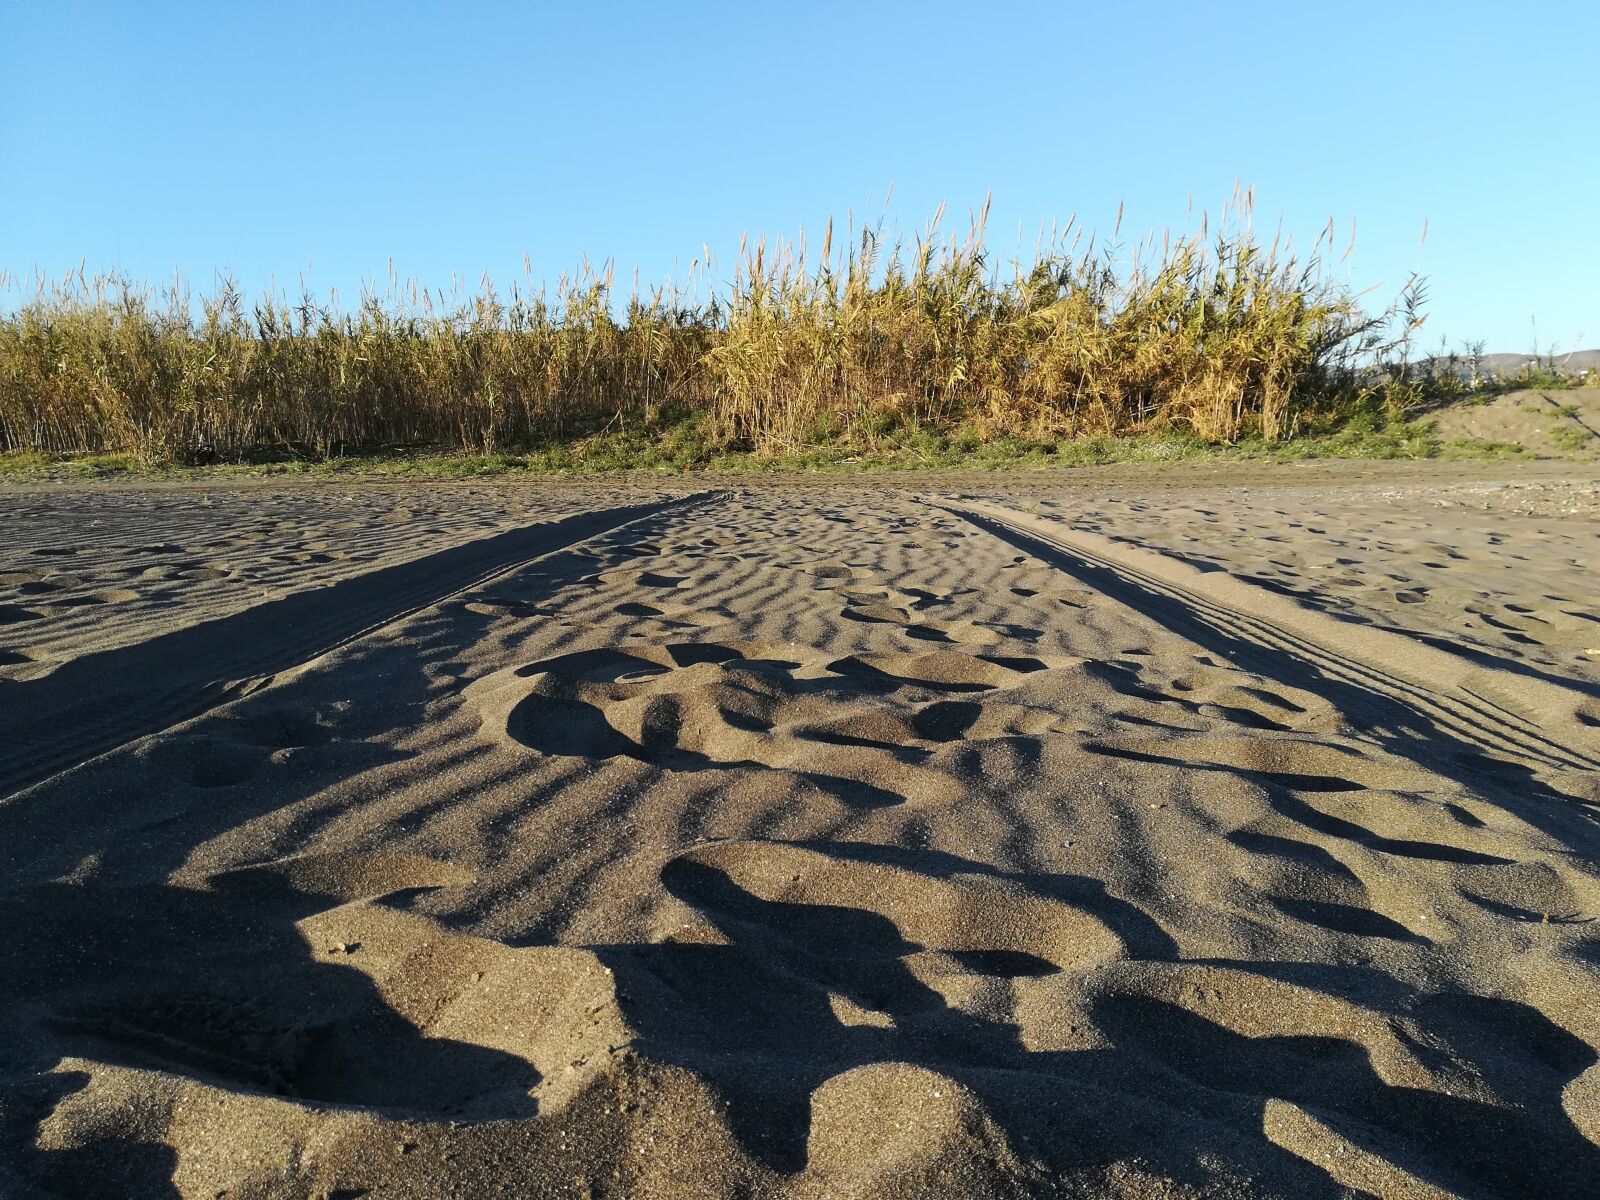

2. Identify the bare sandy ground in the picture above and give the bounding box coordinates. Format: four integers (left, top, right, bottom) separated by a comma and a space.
1429, 386, 1600, 457
0, 482, 680, 678
1, 463, 1597, 1198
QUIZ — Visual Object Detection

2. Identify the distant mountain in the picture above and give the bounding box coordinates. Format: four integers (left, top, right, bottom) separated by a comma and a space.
1479, 351, 1596, 372
1422, 350, 1599, 378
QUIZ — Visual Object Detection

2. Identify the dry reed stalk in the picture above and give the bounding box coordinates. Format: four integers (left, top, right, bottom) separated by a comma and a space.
0, 198, 1408, 461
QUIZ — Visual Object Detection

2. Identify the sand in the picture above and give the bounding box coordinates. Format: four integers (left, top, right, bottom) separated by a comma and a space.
1428, 386, 1600, 457
1, 463, 1597, 1198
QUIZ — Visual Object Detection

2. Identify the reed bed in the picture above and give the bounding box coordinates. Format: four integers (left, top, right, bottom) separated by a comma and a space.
0, 197, 1419, 462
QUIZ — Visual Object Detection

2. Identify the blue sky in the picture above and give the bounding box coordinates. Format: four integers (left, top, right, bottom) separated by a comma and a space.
3, 0, 1596, 352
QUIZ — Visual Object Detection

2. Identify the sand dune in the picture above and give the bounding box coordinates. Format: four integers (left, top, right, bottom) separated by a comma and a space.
1, 467, 1598, 1198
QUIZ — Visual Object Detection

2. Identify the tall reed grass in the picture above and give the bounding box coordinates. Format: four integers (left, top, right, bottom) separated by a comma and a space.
0, 194, 1421, 462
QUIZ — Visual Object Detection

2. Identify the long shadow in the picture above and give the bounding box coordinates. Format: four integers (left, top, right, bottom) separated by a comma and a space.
505, 690, 909, 809
1268, 583, 1600, 703
0, 514, 684, 1194
0, 876, 540, 1118
0, 1071, 179, 1200
8, 494, 1597, 1196
596, 857, 1600, 1196
0, 870, 544, 1197
962, 511, 1600, 850
502, 646, 1001, 811
1398, 628, 1600, 700
1091, 991, 1598, 1198
1213, 578, 1600, 702
0, 498, 689, 798
607, 856, 1040, 1171
775, 837, 1180, 960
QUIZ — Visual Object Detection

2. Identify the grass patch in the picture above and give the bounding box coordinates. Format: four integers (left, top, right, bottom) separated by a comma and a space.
1548, 426, 1592, 453
1438, 437, 1533, 461
0, 450, 158, 478
0, 418, 1492, 483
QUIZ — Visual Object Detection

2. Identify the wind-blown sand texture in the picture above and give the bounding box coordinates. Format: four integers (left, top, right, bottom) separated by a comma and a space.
2, 465, 1598, 1199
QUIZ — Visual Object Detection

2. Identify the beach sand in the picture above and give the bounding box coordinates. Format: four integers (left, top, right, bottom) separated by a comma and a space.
2, 463, 1597, 1198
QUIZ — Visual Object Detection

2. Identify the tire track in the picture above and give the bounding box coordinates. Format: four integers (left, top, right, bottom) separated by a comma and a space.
0, 495, 710, 798
939, 498, 1600, 784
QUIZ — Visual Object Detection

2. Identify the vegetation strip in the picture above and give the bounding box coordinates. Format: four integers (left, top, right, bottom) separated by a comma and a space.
3, 199, 1458, 464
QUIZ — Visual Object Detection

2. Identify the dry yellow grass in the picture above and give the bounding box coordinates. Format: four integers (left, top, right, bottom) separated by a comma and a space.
1, 193, 1412, 461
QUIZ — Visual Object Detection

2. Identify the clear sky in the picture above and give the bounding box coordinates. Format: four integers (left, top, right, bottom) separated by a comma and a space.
3, 0, 1596, 352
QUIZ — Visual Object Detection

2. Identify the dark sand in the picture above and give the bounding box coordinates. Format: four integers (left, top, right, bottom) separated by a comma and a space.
1, 463, 1597, 1198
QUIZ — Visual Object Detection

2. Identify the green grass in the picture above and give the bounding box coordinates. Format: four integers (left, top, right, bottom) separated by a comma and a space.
1548, 426, 1592, 452
1437, 437, 1534, 461
2, 417, 1516, 484
0, 450, 158, 478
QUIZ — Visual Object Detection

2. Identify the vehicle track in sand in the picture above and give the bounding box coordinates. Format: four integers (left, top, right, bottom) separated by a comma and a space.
939, 497, 1600, 794
0, 495, 711, 798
